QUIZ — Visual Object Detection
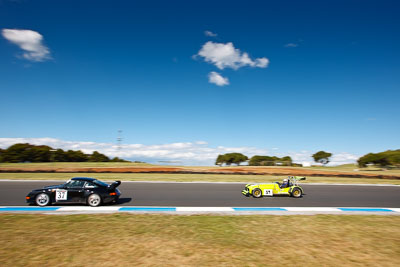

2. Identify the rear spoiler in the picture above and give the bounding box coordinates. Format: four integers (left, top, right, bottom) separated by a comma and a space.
292, 176, 306, 181
109, 181, 121, 190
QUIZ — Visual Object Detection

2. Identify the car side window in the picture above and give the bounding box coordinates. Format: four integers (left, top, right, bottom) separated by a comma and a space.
84, 182, 98, 188
66, 180, 86, 188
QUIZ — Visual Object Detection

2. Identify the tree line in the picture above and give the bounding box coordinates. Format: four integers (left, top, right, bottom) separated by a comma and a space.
0, 143, 128, 163
215, 153, 298, 166
216, 150, 400, 168
357, 149, 400, 168
215, 151, 334, 166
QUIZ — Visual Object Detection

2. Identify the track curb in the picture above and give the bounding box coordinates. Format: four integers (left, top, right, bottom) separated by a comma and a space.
1, 206, 399, 215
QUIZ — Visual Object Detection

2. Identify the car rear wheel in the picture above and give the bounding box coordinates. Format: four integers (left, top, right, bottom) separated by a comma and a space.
87, 194, 102, 207
291, 188, 302, 198
252, 188, 262, 198
35, 193, 50, 206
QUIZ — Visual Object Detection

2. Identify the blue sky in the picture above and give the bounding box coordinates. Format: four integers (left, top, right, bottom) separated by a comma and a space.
0, 0, 399, 165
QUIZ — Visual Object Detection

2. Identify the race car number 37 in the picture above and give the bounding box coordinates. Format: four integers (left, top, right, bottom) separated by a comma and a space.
55, 189, 68, 201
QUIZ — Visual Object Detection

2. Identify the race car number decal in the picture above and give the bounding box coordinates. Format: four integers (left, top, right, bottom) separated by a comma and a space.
263, 189, 273, 196
55, 189, 68, 201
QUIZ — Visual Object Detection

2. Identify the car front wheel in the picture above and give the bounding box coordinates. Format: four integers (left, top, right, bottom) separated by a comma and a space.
252, 188, 262, 198
35, 193, 51, 206
87, 194, 102, 207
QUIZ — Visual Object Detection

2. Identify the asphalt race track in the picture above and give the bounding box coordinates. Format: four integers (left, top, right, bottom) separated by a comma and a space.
0, 181, 399, 207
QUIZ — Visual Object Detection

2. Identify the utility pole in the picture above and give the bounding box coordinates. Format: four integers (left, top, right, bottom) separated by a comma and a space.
117, 130, 123, 156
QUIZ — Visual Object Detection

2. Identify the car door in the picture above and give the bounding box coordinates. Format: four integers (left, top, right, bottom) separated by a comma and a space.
65, 180, 86, 203
54, 186, 69, 203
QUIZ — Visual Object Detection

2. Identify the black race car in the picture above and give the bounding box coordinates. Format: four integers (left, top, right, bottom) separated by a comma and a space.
26, 177, 121, 207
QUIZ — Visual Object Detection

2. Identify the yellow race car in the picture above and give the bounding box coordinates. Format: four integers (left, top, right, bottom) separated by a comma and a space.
242, 176, 306, 198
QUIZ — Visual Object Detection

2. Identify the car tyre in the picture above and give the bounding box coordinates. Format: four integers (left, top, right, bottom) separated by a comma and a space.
252, 188, 262, 198
87, 194, 102, 207
35, 193, 51, 207
291, 188, 302, 198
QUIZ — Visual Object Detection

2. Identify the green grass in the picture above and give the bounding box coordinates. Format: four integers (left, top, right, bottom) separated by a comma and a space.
0, 214, 399, 266
303, 164, 400, 175
217, 164, 400, 176
0, 172, 399, 184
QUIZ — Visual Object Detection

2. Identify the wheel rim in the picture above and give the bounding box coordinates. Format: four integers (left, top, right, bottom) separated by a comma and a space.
254, 190, 261, 197
293, 190, 300, 197
89, 195, 100, 206
36, 194, 49, 206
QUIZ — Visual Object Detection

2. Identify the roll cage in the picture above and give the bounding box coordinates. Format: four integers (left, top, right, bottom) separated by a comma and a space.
276, 176, 306, 188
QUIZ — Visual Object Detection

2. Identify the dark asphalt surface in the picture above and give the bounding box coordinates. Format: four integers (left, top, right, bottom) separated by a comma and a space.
0, 181, 399, 207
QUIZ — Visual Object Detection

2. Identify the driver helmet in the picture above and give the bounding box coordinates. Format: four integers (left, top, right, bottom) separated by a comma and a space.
283, 178, 288, 183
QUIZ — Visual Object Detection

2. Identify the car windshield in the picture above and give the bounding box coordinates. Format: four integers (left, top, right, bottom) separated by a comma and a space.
93, 179, 109, 187
61, 180, 72, 187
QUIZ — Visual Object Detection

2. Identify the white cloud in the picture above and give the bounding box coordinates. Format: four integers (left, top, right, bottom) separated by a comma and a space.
329, 152, 359, 166
2, 29, 51, 61
195, 141, 208, 145
284, 43, 298, 48
208, 71, 229, 86
204, 30, 217, 37
196, 41, 269, 70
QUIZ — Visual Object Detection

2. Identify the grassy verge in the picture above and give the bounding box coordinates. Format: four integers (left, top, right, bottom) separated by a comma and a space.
0, 214, 399, 266
0, 172, 399, 184
303, 164, 400, 176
